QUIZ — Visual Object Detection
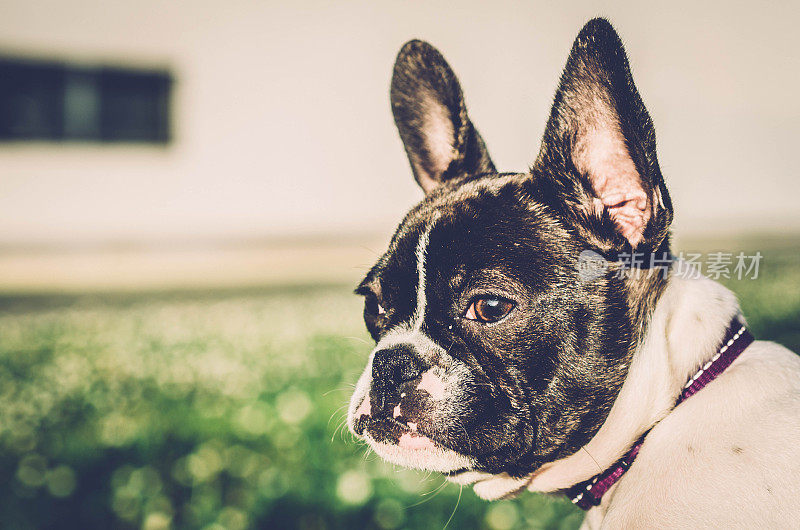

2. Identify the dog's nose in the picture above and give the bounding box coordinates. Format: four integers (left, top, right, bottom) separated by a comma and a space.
371, 344, 424, 411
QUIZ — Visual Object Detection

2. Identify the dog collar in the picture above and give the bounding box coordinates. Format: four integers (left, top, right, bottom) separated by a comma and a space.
564, 317, 754, 510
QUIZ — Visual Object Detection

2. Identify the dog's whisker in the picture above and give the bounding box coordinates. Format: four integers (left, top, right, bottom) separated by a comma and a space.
419, 476, 444, 497
406, 476, 449, 507
442, 484, 462, 530
326, 404, 349, 429
581, 445, 603, 473
331, 417, 349, 443
457, 422, 473, 455
343, 336, 371, 345
339, 420, 360, 444
323, 385, 355, 397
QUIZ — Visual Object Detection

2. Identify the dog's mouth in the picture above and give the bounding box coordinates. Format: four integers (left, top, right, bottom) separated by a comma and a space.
350, 394, 476, 473
353, 401, 536, 500
355, 407, 440, 452
351, 372, 459, 453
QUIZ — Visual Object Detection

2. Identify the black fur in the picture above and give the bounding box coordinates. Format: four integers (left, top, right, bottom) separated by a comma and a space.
533, 18, 673, 255
391, 40, 495, 193
351, 18, 673, 479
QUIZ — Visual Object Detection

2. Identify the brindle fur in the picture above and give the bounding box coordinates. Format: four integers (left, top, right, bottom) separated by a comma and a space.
352, 18, 673, 479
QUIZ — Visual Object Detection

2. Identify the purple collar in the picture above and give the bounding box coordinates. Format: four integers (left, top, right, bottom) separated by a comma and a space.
565, 317, 755, 510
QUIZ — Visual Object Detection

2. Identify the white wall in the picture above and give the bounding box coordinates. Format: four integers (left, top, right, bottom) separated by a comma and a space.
0, 0, 798, 246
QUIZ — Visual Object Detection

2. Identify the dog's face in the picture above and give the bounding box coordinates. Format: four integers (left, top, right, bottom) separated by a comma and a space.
347, 19, 673, 491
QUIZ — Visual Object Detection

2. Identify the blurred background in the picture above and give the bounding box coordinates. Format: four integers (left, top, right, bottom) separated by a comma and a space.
0, 1, 797, 529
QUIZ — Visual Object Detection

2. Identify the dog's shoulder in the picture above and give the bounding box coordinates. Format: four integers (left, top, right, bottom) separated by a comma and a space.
603, 340, 800, 527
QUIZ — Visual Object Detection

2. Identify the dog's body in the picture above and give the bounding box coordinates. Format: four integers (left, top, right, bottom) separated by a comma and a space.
347, 18, 800, 527
483, 271, 800, 527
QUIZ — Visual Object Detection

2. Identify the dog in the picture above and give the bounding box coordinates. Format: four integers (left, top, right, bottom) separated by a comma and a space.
347, 18, 800, 528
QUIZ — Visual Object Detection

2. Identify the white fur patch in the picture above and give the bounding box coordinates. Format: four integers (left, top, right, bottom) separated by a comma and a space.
348, 214, 473, 474
411, 220, 434, 332
447, 471, 532, 500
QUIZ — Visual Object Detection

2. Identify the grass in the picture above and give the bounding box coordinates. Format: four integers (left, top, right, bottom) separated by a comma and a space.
0, 244, 796, 529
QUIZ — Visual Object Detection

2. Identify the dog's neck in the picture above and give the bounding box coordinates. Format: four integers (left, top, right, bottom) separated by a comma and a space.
462, 260, 742, 500
529, 260, 741, 490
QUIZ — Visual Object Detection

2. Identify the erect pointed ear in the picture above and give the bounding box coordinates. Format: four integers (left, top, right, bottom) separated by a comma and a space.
391, 40, 495, 194
533, 18, 672, 251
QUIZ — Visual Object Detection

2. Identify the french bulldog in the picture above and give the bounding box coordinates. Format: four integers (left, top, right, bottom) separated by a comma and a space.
347, 18, 800, 528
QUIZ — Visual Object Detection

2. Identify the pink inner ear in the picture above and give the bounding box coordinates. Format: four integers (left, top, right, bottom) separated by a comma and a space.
412, 91, 456, 194
577, 128, 650, 246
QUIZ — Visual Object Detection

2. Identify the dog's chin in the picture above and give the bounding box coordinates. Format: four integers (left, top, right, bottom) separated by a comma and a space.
359, 422, 533, 500
363, 431, 474, 473
351, 404, 537, 500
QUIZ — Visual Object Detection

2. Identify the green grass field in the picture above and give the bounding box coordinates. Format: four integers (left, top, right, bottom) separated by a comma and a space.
0, 245, 797, 529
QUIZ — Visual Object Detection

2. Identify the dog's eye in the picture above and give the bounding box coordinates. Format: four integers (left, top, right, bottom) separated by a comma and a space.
465, 297, 515, 323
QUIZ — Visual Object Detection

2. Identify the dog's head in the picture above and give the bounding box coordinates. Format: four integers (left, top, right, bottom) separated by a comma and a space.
347, 18, 673, 496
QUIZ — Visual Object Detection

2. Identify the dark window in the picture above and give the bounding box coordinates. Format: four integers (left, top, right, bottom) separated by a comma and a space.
0, 57, 172, 143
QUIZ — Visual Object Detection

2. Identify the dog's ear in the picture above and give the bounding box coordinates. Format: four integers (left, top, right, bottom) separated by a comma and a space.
391, 40, 495, 194
533, 18, 672, 251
